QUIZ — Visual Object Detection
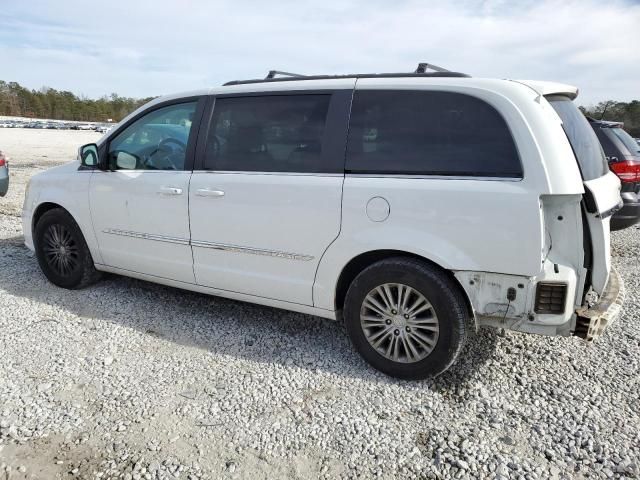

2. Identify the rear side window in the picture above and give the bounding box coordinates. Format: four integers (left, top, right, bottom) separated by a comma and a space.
204, 95, 331, 173
610, 127, 640, 157
345, 90, 522, 177
547, 96, 608, 180
591, 127, 621, 159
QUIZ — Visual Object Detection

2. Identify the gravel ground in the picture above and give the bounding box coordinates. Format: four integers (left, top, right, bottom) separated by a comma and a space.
1, 130, 639, 479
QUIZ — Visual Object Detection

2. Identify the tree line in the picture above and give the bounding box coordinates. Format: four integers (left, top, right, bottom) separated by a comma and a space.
0, 80, 155, 122
580, 101, 640, 138
1, 79, 639, 136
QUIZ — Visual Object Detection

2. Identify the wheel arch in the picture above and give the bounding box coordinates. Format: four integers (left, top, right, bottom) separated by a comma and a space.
334, 249, 475, 322
32, 202, 68, 235
31, 201, 103, 266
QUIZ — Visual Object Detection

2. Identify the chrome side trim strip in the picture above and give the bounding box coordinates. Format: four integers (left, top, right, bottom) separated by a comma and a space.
102, 229, 314, 261
102, 229, 190, 245
191, 170, 343, 177
345, 173, 523, 182
190, 240, 314, 261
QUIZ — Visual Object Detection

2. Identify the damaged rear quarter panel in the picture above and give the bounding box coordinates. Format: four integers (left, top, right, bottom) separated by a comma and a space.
455, 271, 532, 323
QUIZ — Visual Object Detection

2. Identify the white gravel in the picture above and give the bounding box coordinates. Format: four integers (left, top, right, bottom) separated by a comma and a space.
1, 130, 639, 479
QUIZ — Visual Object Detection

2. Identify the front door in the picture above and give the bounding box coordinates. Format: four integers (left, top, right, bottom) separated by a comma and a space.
189, 89, 352, 305
89, 99, 203, 283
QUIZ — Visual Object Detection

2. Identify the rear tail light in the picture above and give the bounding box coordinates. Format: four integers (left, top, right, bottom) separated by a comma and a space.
534, 283, 567, 314
0, 157, 5, 167
609, 160, 640, 183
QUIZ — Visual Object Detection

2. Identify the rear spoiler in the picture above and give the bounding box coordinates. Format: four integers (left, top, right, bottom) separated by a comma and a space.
511, 80, 579, 100
586, 117, 625, 128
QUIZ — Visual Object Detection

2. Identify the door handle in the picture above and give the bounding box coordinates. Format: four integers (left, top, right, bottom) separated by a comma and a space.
195, 189, 225, 198
158, 187, 183, 195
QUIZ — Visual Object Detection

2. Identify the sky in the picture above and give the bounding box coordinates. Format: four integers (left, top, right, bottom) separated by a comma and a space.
1, 0, 639, 106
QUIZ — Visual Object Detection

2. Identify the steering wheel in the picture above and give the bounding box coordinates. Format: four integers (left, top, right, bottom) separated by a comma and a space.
158, 137, 187, 151
144, 138, 188, 170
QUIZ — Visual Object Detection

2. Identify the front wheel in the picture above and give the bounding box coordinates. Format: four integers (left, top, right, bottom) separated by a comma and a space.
343, 257, 471, 380
34, 208, 101, 289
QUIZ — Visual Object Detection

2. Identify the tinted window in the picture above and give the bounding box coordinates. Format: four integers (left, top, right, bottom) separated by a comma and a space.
610, 127, 640, 156
109, 102, 197, 170
345, 90, 522, 177
591, 126, 621, 159
205, 95, 331, 172
547, 96, 608, 180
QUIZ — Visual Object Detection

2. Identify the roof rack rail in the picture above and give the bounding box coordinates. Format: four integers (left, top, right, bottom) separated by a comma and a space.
265, 70, 306, 79
415, 62, 449, 73
223, 64, 469, 86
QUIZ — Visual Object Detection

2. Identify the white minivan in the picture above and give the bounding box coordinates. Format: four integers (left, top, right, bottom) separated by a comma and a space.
22, 68, 625, 379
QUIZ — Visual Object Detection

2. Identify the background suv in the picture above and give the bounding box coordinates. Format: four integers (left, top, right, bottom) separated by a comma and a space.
588, 118, 640, 230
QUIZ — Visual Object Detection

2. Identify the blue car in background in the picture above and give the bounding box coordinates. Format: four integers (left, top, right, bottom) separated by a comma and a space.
0, 150, 8, 197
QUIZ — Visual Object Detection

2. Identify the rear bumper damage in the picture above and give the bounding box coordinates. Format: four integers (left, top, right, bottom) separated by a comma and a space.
455, 265, 625, 340
574, 267, 625, 342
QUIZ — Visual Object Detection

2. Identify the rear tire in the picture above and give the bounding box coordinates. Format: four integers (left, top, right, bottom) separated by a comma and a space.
34, 208, 101, 289
343, 257, 471, 380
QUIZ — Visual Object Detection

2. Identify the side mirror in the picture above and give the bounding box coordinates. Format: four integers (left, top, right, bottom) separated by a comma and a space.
79, 143, 99, 167
115, 151, 139, 170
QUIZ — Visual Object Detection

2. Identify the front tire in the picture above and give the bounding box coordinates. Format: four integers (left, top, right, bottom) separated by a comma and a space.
343, 257, 471, 380
34, 208, 100, 289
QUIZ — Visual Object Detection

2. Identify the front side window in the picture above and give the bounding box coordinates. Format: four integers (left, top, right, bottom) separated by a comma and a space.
346, 90, 522, 177
204, 95, 331, 173
108, 102, 197, 170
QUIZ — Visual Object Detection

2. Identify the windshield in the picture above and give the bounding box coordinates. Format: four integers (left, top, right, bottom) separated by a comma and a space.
547, 95, 609, 180
610, 127, 640, 156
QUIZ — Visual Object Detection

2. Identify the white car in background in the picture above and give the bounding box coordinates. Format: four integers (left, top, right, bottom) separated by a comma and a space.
22, 66, 625, 379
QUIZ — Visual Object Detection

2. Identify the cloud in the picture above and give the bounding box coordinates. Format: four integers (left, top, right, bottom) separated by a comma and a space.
1, 0, 638, 104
